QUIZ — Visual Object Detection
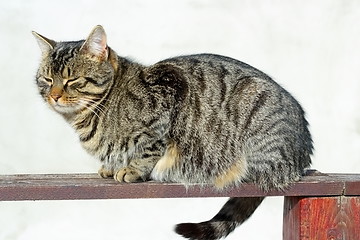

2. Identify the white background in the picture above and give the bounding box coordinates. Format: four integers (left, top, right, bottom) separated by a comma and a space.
1, 0, 359, 239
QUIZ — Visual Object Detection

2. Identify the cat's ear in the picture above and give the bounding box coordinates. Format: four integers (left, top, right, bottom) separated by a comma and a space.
80, 25, 108, 61
32, 31, 56, 54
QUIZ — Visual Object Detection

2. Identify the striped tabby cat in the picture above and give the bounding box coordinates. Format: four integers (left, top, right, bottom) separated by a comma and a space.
33, 25, 312, 240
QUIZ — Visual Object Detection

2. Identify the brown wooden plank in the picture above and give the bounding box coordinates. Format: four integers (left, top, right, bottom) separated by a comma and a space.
283, 196, 360, 240
344, 181, 360, 196
0, 172, 359, 201
283, 196, 302, 240
341, 197, 360, 239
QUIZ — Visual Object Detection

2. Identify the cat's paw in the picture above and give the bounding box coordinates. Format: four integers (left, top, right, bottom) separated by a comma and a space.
98, 166, 114, 178
114, 167, 144, 183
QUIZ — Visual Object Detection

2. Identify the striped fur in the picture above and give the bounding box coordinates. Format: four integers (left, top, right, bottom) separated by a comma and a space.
33, 26, 313, 239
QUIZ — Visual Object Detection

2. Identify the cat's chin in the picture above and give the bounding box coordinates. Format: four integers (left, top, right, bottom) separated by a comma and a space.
51, 103, 83, 115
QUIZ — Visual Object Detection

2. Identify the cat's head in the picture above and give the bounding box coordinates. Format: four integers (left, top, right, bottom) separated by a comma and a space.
33, 25, 116, 116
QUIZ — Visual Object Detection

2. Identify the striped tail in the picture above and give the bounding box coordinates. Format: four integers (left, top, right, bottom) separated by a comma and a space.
175, 197, 264, 240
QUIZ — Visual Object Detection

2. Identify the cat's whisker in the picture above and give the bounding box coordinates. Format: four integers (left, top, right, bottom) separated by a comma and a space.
82, 100, 108, 116
81, 97, 109, 113
77, 100, 101, 119
77, 97, 110, 119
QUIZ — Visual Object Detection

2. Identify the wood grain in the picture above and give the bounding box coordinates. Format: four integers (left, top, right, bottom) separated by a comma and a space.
0, 171, 359, 201
283, 196, 360, 240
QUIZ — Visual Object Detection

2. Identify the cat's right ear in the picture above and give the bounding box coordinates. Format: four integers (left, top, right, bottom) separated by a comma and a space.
32, 31, 56, 54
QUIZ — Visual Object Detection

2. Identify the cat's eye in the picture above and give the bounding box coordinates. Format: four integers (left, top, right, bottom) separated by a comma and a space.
43, 77, 53, 84
64, 78, 80, 86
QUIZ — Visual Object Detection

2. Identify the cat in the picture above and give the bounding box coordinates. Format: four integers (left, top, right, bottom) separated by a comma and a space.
32, 25, 313, 240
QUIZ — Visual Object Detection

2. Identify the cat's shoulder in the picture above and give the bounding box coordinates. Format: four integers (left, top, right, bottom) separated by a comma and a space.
146, 53, 265, 76
153, 53, 239, 66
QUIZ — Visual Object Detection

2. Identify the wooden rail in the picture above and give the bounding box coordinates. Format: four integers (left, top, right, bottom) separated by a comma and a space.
1, 170, 360, 239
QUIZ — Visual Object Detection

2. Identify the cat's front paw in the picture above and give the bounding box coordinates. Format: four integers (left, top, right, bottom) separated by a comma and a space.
114, 167, 144, 183
98, 166, 114, 178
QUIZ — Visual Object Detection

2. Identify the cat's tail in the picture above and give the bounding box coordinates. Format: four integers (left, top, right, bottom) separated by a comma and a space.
175, 197, 264, 240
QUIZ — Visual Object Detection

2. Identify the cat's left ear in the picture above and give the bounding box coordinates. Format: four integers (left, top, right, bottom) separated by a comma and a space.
32, 31, 56, 54
80, 25, 108, 61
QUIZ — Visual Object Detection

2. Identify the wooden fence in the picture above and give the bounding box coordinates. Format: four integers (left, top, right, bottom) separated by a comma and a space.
1, 170, 359, 239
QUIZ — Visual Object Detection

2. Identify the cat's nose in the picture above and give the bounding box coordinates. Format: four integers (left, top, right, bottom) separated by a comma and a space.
50, 86, 63, 102
50, 93, 62, 102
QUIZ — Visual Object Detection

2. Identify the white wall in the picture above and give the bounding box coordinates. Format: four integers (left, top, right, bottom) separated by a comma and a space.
0, 0, 359, 239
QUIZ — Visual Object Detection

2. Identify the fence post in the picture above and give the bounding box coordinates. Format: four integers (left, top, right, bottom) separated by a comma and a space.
283, 196, 360, 240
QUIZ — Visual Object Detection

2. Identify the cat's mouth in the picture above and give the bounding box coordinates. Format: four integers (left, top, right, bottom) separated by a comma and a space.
49, 98, 84, 114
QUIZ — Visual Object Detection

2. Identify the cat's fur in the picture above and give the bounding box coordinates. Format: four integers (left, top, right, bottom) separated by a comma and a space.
33, 25, 312, 240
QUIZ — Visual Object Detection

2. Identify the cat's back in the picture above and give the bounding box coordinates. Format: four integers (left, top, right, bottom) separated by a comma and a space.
146, 53, 286, 100
155, 53, 270, 82
145, 53, 295, 110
